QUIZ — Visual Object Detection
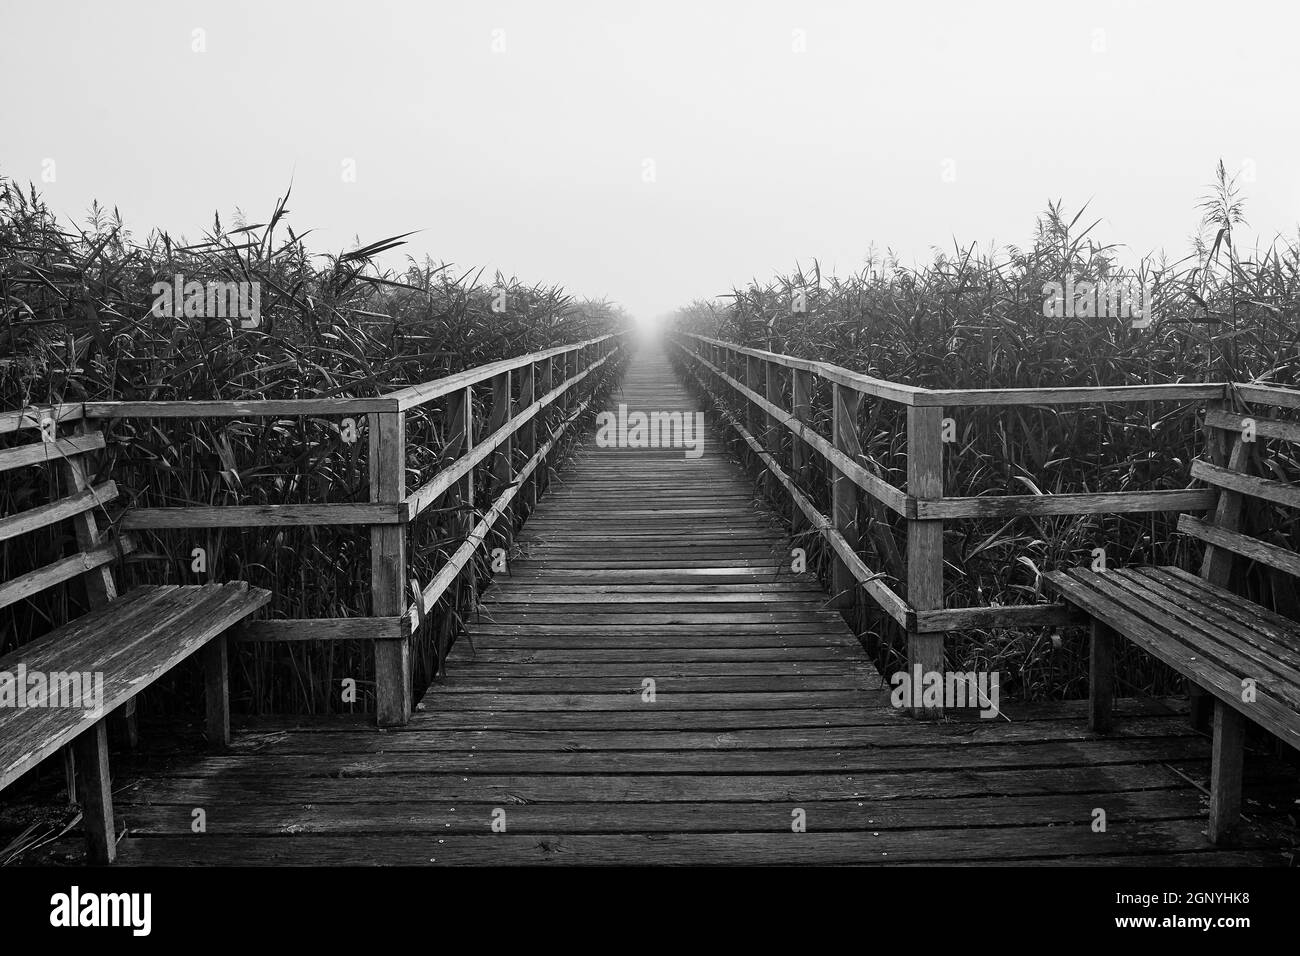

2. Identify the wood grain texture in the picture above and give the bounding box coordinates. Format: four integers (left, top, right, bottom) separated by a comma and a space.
0, 583, 269, 789
101, 344, 1297, 866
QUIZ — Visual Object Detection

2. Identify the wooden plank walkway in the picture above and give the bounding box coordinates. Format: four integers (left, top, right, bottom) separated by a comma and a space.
67, 342, 1298, 864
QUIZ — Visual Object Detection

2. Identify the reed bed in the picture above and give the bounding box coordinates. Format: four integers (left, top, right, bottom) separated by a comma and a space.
675, 166, 1300, 698
0, 177, 625, 714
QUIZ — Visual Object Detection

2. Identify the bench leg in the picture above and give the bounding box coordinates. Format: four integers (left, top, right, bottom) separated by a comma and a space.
61, 747, 77, 805
1208, 701, 1246, 845
1088, 620, 1115, 733
202, 635, 231, 747
74, 720, 115, 865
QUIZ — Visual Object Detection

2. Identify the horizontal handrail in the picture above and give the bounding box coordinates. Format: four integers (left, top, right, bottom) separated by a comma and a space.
386, 334, 619, 410
919, 383, 1226, 407
121, 502, 407, 529
680, 332, 924, 405
85, 397, 398, 418
65, 334, 624, 420
676, 332, 1231, 406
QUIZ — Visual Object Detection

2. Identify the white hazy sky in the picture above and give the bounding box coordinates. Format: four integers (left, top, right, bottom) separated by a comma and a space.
2, 0, 1298, 323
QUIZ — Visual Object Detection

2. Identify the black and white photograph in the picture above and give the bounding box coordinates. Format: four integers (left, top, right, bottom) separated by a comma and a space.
0, 0, 1296, 935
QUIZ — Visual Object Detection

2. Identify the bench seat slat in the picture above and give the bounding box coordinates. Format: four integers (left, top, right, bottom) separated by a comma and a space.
1075, 569, 1300, 714
1135, 567, 1300, 671
0, 582, 270, 789
1100, 569, 1300, 692
1045, 567, 1300, 751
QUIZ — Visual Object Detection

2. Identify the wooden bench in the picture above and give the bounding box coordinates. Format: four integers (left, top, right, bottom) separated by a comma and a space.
1045, 403, 1300, 844
0, 409, 269, 863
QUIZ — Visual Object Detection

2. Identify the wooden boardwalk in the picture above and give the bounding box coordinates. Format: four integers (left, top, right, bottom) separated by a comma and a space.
85, 342, 1297, 864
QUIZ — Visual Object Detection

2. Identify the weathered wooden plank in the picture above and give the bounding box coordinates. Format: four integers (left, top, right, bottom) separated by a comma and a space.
369, 410, 411, 726
1236, 382, 1300, 410
74, 720, 115, 865
119, 762, 1221, 806
919, 382, 1226, 407
223, 714, 1192, 755
85, 397, 396, 417
677, 333, 924, 405
830, 383, 863, 612
0, 584, 269, 788
1204, 407, 1300, 445
906, 404, 945, 716
232, 616, 409, 642
1045, 568, 1300, 744
1208, 701, 1246, 844
0, 402, 83, 435
117, 789, 1212, 835
1179, 513, 1300, 580
145, 737, 1209, 779
0, 432, 105, 473
0, 535, 136, 612
1192, 458, 1300, 511
122, 502, 405, 528
918, 488, 1216, 519
109, 820, 1282, 866
915, 603, 1080, 631
387, 334, 617, 410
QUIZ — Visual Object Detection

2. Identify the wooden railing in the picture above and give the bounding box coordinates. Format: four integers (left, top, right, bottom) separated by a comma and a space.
8, 333, 626, 725
672, 332, 1230, 680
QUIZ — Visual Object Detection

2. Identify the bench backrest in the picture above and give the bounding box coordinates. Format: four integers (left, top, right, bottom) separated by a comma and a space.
0, 404, 130, 618
1182, 389, 1300, 590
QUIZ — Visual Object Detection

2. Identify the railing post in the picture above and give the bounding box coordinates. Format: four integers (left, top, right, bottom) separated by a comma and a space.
447, 385, 476, 603
487, 371, 514, 549
764, 361, 783, 461
561, 350, 574, 424
518, 362, 537, 515
540, 357, 556, 495
790, 369, 813, 535
830, 385, 863, 618
370, 409, 411, 726
906, 404, 945, 718
745, 354, 764, 455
